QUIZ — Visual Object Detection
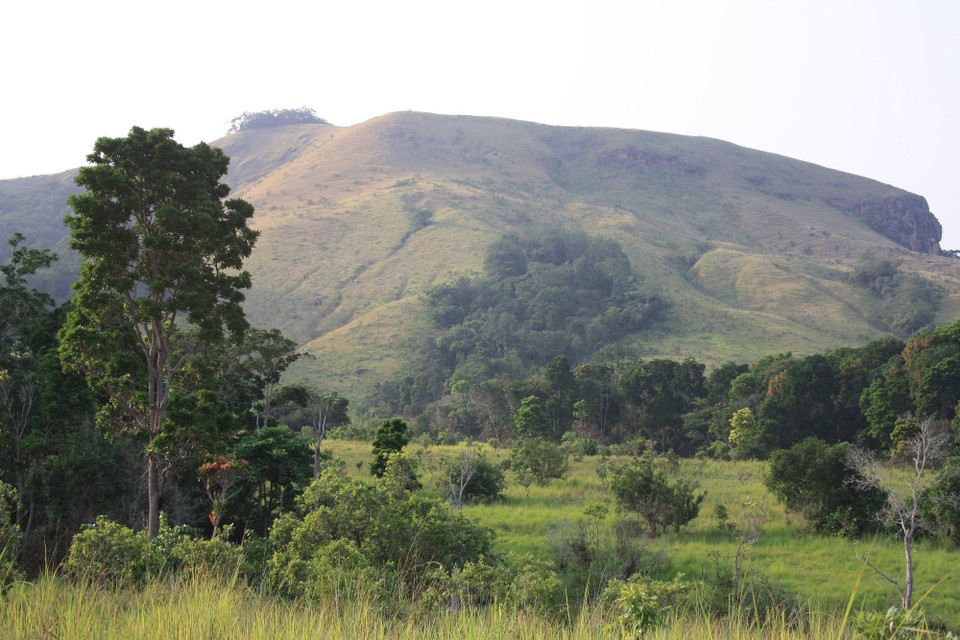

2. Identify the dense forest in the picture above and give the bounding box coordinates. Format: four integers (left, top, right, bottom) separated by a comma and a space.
3, 127, 960, 637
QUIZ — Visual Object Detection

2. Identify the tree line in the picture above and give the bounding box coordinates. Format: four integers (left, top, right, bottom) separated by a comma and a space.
0, 128, 347, 571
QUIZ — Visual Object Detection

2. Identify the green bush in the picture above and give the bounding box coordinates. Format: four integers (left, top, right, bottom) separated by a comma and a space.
64, 516, 259, 588
764, 437, 886, 535
561, 431, 599, 460
604, 573, 689, 637
443, 451, 506, 504
0, 482, 23, 589
269, 467, 494, 601
371, 417, 410, 477
854, 606, 927, 640
610, 457, 704, 537
509, 438, 568, 486
63, 516, 158, 587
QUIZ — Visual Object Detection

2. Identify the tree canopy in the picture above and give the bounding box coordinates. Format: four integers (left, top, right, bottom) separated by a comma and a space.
227, 108, 329, 134
59, 126, 259, 537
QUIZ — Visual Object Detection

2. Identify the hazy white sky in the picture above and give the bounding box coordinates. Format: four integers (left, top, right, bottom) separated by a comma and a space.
3, 0, 959, 247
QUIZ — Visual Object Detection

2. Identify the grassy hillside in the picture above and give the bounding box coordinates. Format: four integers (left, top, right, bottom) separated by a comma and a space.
3, 112, 960, 401
214, 113, 960, 397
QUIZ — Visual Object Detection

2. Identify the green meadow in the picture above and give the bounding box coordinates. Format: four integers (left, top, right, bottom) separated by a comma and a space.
325, 439, 960, 629
4, 439, 959, 638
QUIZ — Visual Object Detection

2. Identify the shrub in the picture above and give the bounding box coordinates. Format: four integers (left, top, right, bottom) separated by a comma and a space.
443, 451, 506, 505
63, 516, 158, 587
604, 573, 689, 637
561, 431, 599, 459
509, 438, 568, 486
371, 417, 410, 477
764, 437, 886, 535
855, 606, 928, 640
610, 457, 704, 537
64, 515, 260, 588
0, 482, 23, 589
269, 468, 494, 601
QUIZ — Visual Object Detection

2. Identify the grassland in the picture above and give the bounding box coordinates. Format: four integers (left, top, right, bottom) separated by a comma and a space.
4, 438, 959, 638
2, 574, 855, 639
216, 113, 960, 399
323, 439, 960, 629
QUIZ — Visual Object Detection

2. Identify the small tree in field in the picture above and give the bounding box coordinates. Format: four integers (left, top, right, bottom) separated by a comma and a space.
371, 418, 410, 477
610, 456, 704, 537
847, 418, 955, 610
765, 437, 886, 535
443, 449, 505, 512
509, 437, 567, 486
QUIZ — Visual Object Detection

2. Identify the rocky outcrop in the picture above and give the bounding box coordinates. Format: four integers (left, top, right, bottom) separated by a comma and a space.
851, 194, 942, 254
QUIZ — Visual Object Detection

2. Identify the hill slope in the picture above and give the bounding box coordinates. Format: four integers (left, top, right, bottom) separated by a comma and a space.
2, 112, 959, 401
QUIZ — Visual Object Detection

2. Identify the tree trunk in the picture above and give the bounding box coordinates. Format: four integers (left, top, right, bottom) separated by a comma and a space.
147, 454, 161, 538
903, 535, 914, 609
314, 407, 327, 478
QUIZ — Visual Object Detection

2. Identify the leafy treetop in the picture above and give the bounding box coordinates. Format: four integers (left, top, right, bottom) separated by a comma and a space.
227, 108, 329, 134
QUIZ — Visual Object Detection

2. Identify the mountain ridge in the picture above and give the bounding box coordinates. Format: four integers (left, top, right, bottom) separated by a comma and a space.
1, 111, 957, 401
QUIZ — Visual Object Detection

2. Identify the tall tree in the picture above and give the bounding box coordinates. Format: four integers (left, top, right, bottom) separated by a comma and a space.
242, 328, 304, 431
0, 233, 57, 533
370, 418, 410, 477
310, 390, 349, 478
59, 126, 258, 537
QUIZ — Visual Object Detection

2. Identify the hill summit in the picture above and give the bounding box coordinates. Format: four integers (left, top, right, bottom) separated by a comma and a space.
1, 112, 958, 402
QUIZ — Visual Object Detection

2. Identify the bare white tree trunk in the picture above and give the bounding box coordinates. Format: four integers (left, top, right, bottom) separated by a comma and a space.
445, 450, 477, 514
848, 418, 952, 610
314, 406, 328, 479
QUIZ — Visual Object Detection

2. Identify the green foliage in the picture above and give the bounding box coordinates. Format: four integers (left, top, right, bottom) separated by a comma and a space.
854, 606, 927, 640
756, 353, 842, 449
444, 451, 506, 504
764, 438, 885, 535
268, 468, 494, 600
849, 253, 942, 336
64, 515, 255, 588
227, 108, 328, 134
860, 324, 960, 451
425, 229, 662, 392
370, 417, 410, 477
619, 358, 706, 453
861, 367, 912, 447
605, 572, 688, 637
508, 438, 568, 486
561, 429, 600, 459
920, 457, 960, 546
0, 481, 22, 588
0, 234, 58, 526
728, 407, 764, 459
63, 516, 158, 587
610, 456, 704, 537
513, 395, 551, 439
60, 126, 258, 537
229, 426, 313, 536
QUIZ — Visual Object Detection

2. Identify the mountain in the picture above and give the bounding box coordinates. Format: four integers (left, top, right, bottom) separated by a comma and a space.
2, 112, 958, 402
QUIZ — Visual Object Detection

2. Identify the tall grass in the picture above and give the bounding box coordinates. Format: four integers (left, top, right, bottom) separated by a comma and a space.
1, 573, 856, 639
325, 440, 960, 628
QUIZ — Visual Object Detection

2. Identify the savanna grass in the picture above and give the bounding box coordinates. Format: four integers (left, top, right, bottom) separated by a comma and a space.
322, 440, 960, 628
1, 573, 862, 639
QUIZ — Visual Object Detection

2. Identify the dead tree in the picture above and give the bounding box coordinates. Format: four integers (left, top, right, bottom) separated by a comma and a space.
444, 450, 477, 514
847, 418, 954, 610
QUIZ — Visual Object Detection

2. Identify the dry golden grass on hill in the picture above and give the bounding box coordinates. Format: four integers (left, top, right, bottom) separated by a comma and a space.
4, 112, 959, 398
